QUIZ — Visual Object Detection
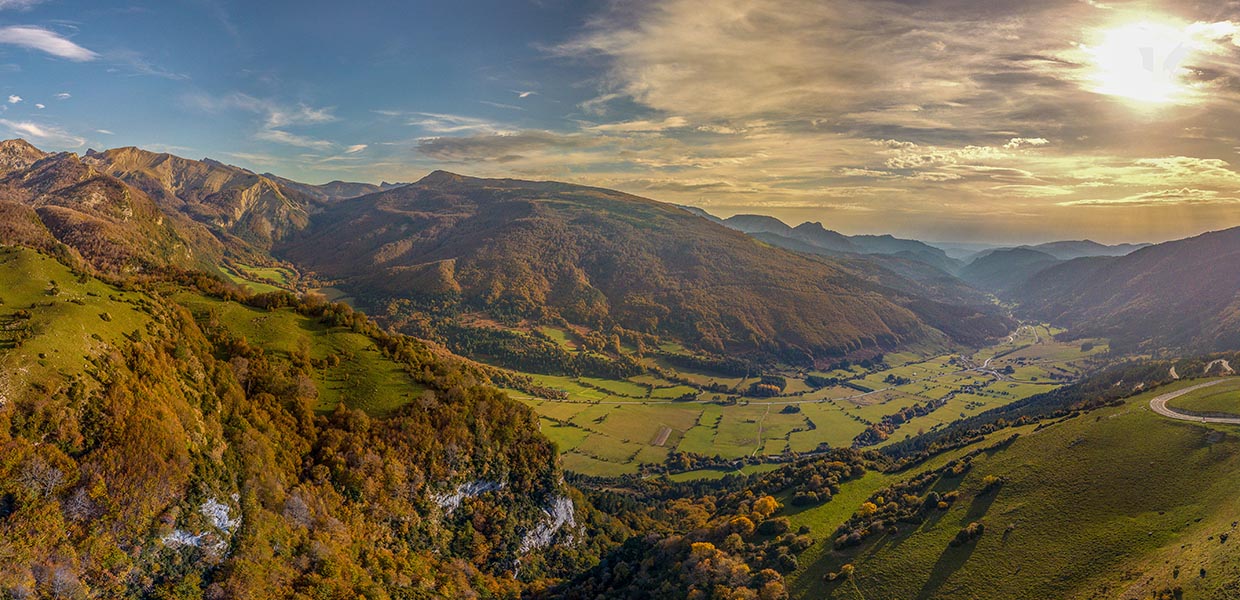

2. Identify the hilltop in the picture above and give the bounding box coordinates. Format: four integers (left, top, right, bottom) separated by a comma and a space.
279, 171, 1010, 363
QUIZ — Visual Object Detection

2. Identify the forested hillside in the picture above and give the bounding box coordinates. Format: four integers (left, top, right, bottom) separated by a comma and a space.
0, 246, 585, 598
279, 171, 1009, 363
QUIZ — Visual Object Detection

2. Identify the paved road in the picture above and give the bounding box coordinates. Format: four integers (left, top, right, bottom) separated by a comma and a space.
1148, 379, 1240, 425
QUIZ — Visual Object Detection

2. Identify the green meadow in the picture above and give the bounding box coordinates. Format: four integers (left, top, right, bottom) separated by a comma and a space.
784, 380, 1240, 600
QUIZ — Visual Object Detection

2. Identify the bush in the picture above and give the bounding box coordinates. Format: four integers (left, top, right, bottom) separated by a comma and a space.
757, 517, 791, 536
950, 522, 985, 546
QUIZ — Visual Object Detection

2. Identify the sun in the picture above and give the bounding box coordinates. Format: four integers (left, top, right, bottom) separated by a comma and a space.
1083, 21, 1196, 105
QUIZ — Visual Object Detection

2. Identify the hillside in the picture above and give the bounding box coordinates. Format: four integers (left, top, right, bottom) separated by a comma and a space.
716, 212, 961, 273
280, 171, 1010, 362
0, 245, 584, 598
0, 145, 224, 274
1029, 239, 1148, 260
958, 247, 1061, 292
1011, 227, 1240, 350
786, 378, 1240, 600
82, 147, 322, 250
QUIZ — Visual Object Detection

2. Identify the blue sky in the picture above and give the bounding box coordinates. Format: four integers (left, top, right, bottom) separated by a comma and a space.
0, 0, 608, 179
4, 0, 1240, 243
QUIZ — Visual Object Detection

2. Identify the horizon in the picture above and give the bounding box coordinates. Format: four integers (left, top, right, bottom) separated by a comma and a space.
5, 135, 1206, 247
3, 0, 1240, 243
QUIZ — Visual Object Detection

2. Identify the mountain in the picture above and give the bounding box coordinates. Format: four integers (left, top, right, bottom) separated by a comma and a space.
0, 140, 403, 277
1011, 227, 1240, 350
280, 171, 1010, 362
82, 147, 323, 250
965, 239, 1149, 264
1029, 239, 1149, 260
0, 138, 47, 175
263, 173, 403, 203
0, 146, 224, 273
959, 247, 1062, 292
790, 222, 859, 253
722, 213, 795, 236
713, 211, 962, 273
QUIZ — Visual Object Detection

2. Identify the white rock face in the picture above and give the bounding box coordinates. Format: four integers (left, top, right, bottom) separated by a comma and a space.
432, 480, 505, 514
160, 497, 240, 555
201, 497, 240, 532
519, 495, 575, 553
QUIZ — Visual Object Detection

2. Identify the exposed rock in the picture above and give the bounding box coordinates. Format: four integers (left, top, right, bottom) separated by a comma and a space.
432, 480, 505, 514
519, 495, 575, 553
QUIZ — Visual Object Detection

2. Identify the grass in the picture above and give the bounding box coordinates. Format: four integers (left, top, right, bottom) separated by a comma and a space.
175, 293, 424, 417
1167, 377, 1240, 416
0, 247, 153, 403
787, 384, 1240, 599
499, 321, 1098, 477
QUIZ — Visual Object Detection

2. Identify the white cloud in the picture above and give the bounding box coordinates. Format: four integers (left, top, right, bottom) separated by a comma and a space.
0, 26, 98, 61
255, 128, 333, 151
0, 0, 47, 10
184, 92, 337, 150
7, 95, 20, 104
34, 103, 42, 109
1060, 188, 1240, 206
345, 144, 367, 154
54, 92, 70, 100
1004, 137, 1050, 149
95, 129, 113, 135
0, 118, 84, 146
410, 112, 509, 134
587, 116, 688, 133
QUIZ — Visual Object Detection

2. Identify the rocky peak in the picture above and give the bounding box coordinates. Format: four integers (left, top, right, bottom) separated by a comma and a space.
0, 139, 49, 176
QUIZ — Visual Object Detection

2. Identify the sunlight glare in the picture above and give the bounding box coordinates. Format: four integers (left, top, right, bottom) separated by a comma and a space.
1084, 21, 1195, 105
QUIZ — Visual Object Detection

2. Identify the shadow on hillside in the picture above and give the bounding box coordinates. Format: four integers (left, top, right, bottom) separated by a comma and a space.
915, 540, 978, 600
964, 489, 999, 521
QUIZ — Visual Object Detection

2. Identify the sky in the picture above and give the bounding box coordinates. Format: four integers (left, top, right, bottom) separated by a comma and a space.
3, 0, 1240, 243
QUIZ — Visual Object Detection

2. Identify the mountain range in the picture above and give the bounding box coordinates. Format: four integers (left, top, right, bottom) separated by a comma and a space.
4, 137, 1232, 358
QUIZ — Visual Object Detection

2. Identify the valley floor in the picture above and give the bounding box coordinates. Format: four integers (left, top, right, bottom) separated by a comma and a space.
505, 324, 1106, 477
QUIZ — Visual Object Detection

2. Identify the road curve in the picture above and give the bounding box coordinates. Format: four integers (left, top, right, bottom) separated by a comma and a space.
1148, 379, 1240, 425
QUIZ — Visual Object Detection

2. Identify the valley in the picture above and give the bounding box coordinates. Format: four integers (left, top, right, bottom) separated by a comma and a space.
2, 138, 1239, 600
502, 323, 1106, 477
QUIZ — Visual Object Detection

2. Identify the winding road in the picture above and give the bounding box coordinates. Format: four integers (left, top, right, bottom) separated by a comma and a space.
1148, 379, 1240, 425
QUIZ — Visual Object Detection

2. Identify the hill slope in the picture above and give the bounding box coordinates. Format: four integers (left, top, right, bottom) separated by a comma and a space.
959, 247, 1061, 292
280, 172, 1009, 362
1012, 227, 1240, 350
0, 245, 579, 598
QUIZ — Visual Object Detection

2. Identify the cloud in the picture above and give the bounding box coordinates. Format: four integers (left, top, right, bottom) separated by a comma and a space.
1060, 188, 1240, 206
514, 90, 537, 98
106, 49, 189, 80
95, 129, 114, 135
1004, 137, 1050, 149
345, 144, 367, 154
409, 112, 508, 135
0, 0, 47, 10
416, 130, 595, 163
54, 92, 70, 100
184, 92, 337, 150
587, 116, 688, 133
255, 128, 333, 151
0, 119, 84, 146
0, 26, 98, 61
33, 103, 42, 109
7, 95, 20, 104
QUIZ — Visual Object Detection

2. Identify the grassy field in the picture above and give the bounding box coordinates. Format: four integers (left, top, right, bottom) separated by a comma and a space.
175, 293, 424, 417
1167, 377, 1240, 416
502, 324, 1107, 477
0, 247, 153, 404
785, 380, 1240, 600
